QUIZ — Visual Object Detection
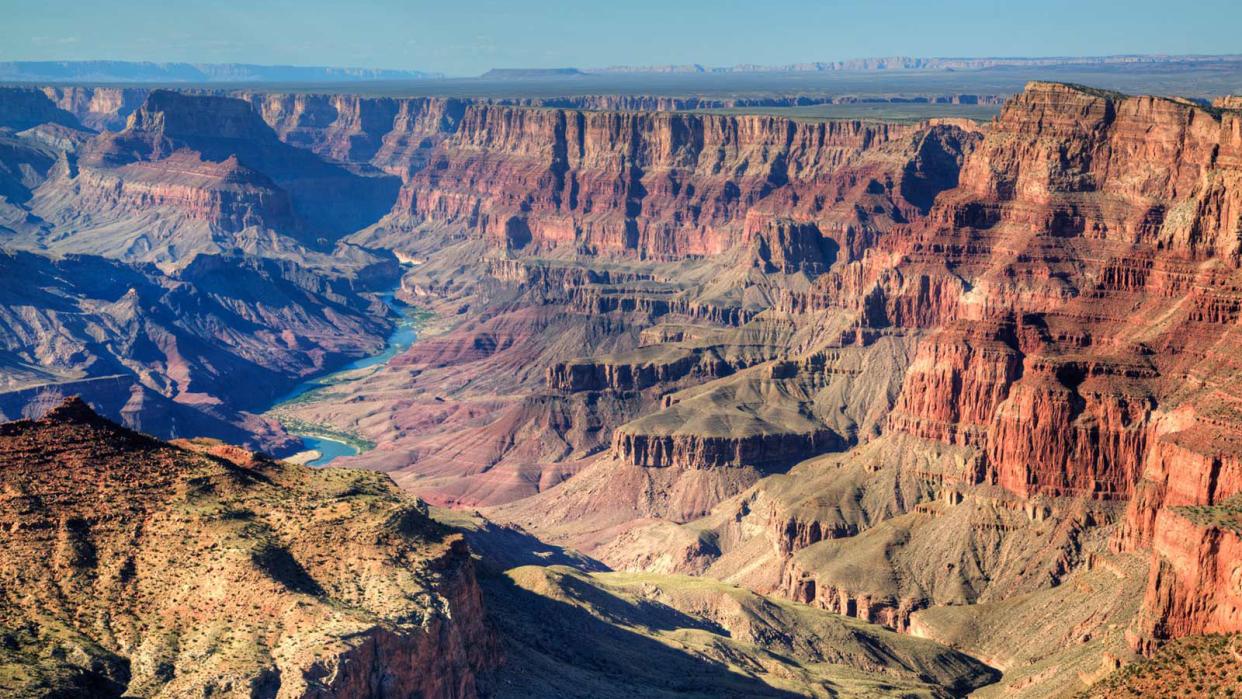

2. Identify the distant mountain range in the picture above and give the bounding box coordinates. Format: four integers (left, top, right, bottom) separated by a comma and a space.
0, 60, 442, 83
4, 54, 1241, 85
576, 54, 1242, 75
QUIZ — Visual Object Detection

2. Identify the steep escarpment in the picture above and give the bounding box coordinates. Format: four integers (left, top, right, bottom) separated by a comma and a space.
24, 90, 400, 263
475, 83, 1242, 678
384, 106, 978, 259
238, 93, 468, 169
39, 85, 147, 130
772, 82, 1242, 652
492, 93, 1007, 112
0, 399, 493, 698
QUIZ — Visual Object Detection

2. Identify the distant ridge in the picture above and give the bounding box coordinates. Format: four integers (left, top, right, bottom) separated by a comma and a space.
480, 67, 586, 79
0, 60, 443, 83
586, 53, 1242, 74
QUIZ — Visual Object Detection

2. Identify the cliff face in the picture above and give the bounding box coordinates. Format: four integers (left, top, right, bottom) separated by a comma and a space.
238, 93, 467, 168
225, 91, 979, 261
487, 83, 1242, 662
391, 106, 975, 259
953, 82, 1242, 260
57, 152, 298, 234
24, 90, 401, 262
0, 399, 494, 698
790, 82, 1242, 650
40, 85, 147, 130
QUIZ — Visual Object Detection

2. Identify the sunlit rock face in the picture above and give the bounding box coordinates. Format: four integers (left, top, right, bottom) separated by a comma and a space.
0, 399, 494, 698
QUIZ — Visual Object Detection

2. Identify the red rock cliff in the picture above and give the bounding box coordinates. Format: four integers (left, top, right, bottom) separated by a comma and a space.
816, 82, 1242, 651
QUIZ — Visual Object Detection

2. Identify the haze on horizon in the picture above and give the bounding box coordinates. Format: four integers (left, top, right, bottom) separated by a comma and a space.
3, 0, 1242, 77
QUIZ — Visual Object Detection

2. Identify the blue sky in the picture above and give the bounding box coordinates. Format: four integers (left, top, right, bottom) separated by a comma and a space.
3, 0, 1241, 76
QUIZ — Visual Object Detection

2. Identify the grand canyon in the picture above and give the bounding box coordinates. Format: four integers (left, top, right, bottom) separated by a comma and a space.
3, 22, 1242, 698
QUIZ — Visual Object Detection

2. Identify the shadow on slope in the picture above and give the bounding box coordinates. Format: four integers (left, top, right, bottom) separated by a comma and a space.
477, 570, 805, 699
478, 564, 998, 698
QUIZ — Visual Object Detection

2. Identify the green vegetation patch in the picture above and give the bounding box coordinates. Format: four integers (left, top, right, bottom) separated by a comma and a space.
1174, 493, 1242, 534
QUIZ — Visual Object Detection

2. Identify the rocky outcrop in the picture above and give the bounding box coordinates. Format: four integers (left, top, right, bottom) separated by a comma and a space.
886, 318, 1023, 447
1111, 423, 1242, 651
785, 81, 1242, 652
952, 82, 1242, 260
57, 152, 298, 233
564, 287, 756, 326
788, 82, 1242, 499
549, 351, 707, 393
776, 488, 1111, 635
1133, 510, 1242, 653
744, 217, 838, 274
486, 257, 655, 287
0, 399, 495, 697
782, 569, 927, 632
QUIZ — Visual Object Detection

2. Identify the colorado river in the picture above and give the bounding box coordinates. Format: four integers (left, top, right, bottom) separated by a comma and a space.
266, 293, 424, 466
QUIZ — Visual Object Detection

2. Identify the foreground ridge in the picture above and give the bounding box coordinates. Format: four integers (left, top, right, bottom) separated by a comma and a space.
0, 398, 492, 697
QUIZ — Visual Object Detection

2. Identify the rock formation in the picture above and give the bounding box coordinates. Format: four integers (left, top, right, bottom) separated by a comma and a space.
13, 89, 401, 263
385, 82, 1242, 669
0, 399, 493, 697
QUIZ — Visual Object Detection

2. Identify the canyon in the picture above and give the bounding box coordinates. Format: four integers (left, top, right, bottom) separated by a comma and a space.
2, 77, 1242, 697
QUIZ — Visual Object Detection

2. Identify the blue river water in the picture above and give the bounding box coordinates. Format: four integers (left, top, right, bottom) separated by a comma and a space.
300, 435, 362, 467
270, 293, 423, 467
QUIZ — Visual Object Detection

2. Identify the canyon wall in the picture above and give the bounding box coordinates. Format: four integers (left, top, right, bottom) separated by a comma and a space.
793, 81, 1242, 650
221, 90, 978, 263
490, 82, 1242, 659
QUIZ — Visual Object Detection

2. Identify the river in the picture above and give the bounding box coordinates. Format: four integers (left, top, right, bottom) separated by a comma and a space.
266, 293, 423, 467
